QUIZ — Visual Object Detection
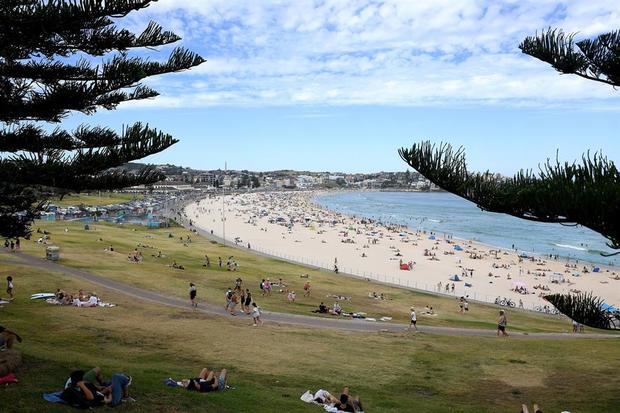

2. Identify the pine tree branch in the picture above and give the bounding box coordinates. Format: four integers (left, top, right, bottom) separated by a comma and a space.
545, 293, 619, 330
0, 1, 171, 58
0, 123, 177, 188
0, 48, 205, 122
399, 141, 620, 252
520, 28, 620, 87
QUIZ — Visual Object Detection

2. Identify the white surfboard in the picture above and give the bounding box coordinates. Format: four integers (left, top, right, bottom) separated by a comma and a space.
30, 293, 56, 300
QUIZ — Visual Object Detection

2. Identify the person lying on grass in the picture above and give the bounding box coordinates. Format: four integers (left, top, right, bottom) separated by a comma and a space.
62, 370, 132, 408
313, 387, 363, 412
181, 367, 228, 393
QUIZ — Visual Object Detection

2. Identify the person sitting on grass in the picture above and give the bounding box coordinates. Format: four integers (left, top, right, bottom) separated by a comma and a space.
331, 302, 342, 316
181, 367, 228, 393
336, 387, 363, 412
171, 261, 185, 270
63, 370, 134, 408
61, 370, 107, 408
55, 288, 66, 301
0, 325, 23, 350
312, 302, 328, 314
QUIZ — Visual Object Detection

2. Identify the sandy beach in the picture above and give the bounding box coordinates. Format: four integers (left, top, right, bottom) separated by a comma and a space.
185, 191, 620, 310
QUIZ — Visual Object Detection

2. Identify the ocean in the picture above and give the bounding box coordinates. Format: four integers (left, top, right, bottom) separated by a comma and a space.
315, 191, 617, 267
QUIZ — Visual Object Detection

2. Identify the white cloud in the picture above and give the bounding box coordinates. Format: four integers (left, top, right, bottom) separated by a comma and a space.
120, 0, 620, 108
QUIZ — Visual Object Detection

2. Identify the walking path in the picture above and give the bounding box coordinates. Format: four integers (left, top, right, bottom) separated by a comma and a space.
5, 250, 619, 339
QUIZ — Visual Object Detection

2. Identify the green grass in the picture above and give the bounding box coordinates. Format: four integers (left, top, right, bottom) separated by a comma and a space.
49, 192, 142, 207
2, 260, 620, 412
20, 220, 578, 332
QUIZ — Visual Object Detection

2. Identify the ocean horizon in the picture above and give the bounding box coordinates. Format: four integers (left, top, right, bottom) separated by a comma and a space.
315, 191, 618, 268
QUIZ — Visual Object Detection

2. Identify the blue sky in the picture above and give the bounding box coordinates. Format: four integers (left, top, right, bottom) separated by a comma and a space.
63, 0, 620, 174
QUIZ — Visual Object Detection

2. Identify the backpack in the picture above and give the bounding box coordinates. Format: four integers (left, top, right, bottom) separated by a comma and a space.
259, 282, 264, 290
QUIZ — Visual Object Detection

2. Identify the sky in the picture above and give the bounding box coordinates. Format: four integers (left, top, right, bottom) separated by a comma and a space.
63, 0, 620, 174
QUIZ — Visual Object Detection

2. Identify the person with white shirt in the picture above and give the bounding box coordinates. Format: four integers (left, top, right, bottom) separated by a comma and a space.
409, 307, 417, 331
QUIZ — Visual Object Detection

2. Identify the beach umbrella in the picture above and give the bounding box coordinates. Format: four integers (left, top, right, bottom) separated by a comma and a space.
454, 245, 463, 251
512, 280, 528, 289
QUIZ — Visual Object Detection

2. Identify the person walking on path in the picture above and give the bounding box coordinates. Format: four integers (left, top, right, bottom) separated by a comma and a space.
251, 302, 263, 326
189, 283, 197, 308
243, 289, 252, 314
409, 307, 417, 331
497, 310, 508, 336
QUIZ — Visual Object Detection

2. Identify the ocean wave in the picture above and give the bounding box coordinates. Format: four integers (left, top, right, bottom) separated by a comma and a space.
429, 219, 441, 223
554, 243, 587, 251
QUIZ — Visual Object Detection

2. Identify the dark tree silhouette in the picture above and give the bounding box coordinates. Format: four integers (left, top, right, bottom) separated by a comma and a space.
0, 0, 204, 239
399, 28, 620, 329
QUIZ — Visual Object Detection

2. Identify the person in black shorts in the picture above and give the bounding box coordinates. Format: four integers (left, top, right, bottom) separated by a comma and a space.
182, 368, 228, 393
243, 289, 252, 314
189, 283, 197, 308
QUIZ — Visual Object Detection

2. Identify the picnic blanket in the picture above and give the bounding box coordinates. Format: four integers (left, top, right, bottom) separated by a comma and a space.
45, 298, 116, 307
43, 391, 65, 404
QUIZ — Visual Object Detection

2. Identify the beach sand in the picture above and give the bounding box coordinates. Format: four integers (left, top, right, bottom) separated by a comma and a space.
185, 192, 620, 310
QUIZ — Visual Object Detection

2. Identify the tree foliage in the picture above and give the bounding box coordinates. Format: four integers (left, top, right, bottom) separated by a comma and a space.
399, 27, 620, 329
545, 293, 619, 330
520, 28, 620, 88
399, 142, 620, 252
0, 0, 204, 239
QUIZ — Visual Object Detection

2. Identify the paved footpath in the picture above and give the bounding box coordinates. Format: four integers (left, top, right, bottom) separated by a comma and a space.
6, 251, 619, 340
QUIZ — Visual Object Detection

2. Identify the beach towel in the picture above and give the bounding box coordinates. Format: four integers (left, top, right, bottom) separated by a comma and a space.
43, 391, 66, 404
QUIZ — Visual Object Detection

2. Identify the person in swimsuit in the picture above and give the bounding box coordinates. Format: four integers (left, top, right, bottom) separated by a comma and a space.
189, 283, 197, 308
